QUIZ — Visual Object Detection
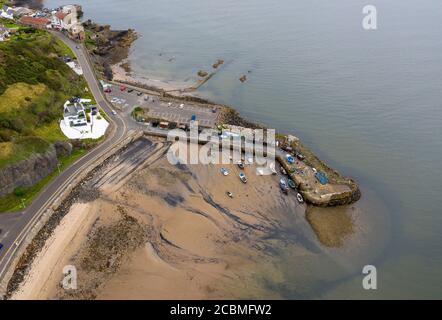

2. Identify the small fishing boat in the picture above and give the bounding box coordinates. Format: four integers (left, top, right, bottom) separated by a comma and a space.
288, 179, 296, 189
280, 167, 287, 175
237, 161, 245, 169
269, 162, 277, 175
226, 191, 234, 198
220, 167, 229, 176
239, 172, 248, 183
286, 154, 295, 164
296, 193, 304, 204
280, 178, 289, 194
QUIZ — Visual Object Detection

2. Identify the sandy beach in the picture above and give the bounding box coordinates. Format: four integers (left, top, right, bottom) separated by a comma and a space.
9, 138, 384, 299
111, 61, 194, 93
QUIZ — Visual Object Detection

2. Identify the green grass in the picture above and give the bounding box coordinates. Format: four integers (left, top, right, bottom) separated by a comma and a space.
0, 26, 105, 212
0, 27, 94, 168
0, 137, 51, 168
0, 148, 87, 212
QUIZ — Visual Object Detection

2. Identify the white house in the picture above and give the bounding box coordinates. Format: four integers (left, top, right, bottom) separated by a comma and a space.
63, 98, 87, 127
0, 5, 14, 20
51, 5, 78, 30
60, 97, 109, 139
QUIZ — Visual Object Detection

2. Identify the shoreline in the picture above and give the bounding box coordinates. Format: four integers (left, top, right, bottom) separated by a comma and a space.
2, 6, 360, 299
79, 16, 360, 205
4, 135, 377, 300
104, 75, 361, 207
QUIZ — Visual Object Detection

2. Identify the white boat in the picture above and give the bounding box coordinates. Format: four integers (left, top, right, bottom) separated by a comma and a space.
220, 168, 229, 176
296, 193, 304, 204
239, 172, 247, 183
269, 162, 277, 175
280, 179, 288, 194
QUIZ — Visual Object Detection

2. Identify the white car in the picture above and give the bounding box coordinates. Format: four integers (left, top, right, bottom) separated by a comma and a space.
111, 110, 117, 115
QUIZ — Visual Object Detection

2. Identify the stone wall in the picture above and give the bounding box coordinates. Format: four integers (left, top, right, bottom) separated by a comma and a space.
0, 147, 58, 198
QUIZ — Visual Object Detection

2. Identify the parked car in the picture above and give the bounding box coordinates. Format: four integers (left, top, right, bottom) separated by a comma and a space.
137, 92, 143, 96
120, 85, 126, 91
0, 243, 3, 251
111, 110, 117, 115
128, 89, 134, 93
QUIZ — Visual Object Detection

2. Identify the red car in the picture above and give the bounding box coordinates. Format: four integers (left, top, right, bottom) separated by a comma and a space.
104, 87, 112, 93
120, 85, 126, 91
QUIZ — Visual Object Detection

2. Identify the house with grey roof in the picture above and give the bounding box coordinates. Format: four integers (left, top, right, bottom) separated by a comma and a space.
63, 100, 87, 127
0, 5, 14, 20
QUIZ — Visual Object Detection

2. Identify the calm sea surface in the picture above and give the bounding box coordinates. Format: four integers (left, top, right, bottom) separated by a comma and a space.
46, 0, 442, 298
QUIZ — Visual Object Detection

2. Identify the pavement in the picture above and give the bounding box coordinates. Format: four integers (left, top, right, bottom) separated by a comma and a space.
106, 86, 220, 128
0, 32, 129, 294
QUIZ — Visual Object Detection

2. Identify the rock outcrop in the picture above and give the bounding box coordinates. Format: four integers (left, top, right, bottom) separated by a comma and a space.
0, 146, 58, 197
54, 141, 73, 157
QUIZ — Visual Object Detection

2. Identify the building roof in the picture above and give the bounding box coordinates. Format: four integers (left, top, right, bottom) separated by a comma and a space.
64, 103, 84, 117
55, 11, 68, 20
19, 16, 50, 26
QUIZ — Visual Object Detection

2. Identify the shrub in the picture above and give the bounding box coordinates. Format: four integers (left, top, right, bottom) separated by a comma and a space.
13, 187, 26, 197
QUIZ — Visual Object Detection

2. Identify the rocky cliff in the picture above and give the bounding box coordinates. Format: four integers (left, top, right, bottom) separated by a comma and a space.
0, 145, 58, 197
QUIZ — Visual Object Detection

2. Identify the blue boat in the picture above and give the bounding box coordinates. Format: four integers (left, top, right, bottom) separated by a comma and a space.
286, 154, 295, 164
315, 172, 328, 185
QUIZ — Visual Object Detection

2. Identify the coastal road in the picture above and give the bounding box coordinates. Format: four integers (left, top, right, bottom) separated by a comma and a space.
0, 32, 129, 296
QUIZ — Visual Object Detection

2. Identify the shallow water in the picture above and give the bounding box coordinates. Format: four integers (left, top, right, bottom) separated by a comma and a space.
45, 0, 442, 298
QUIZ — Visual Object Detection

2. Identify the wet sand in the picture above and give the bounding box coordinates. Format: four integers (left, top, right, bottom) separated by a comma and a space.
10, 139, 389, 299
111, 62, 193, 93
